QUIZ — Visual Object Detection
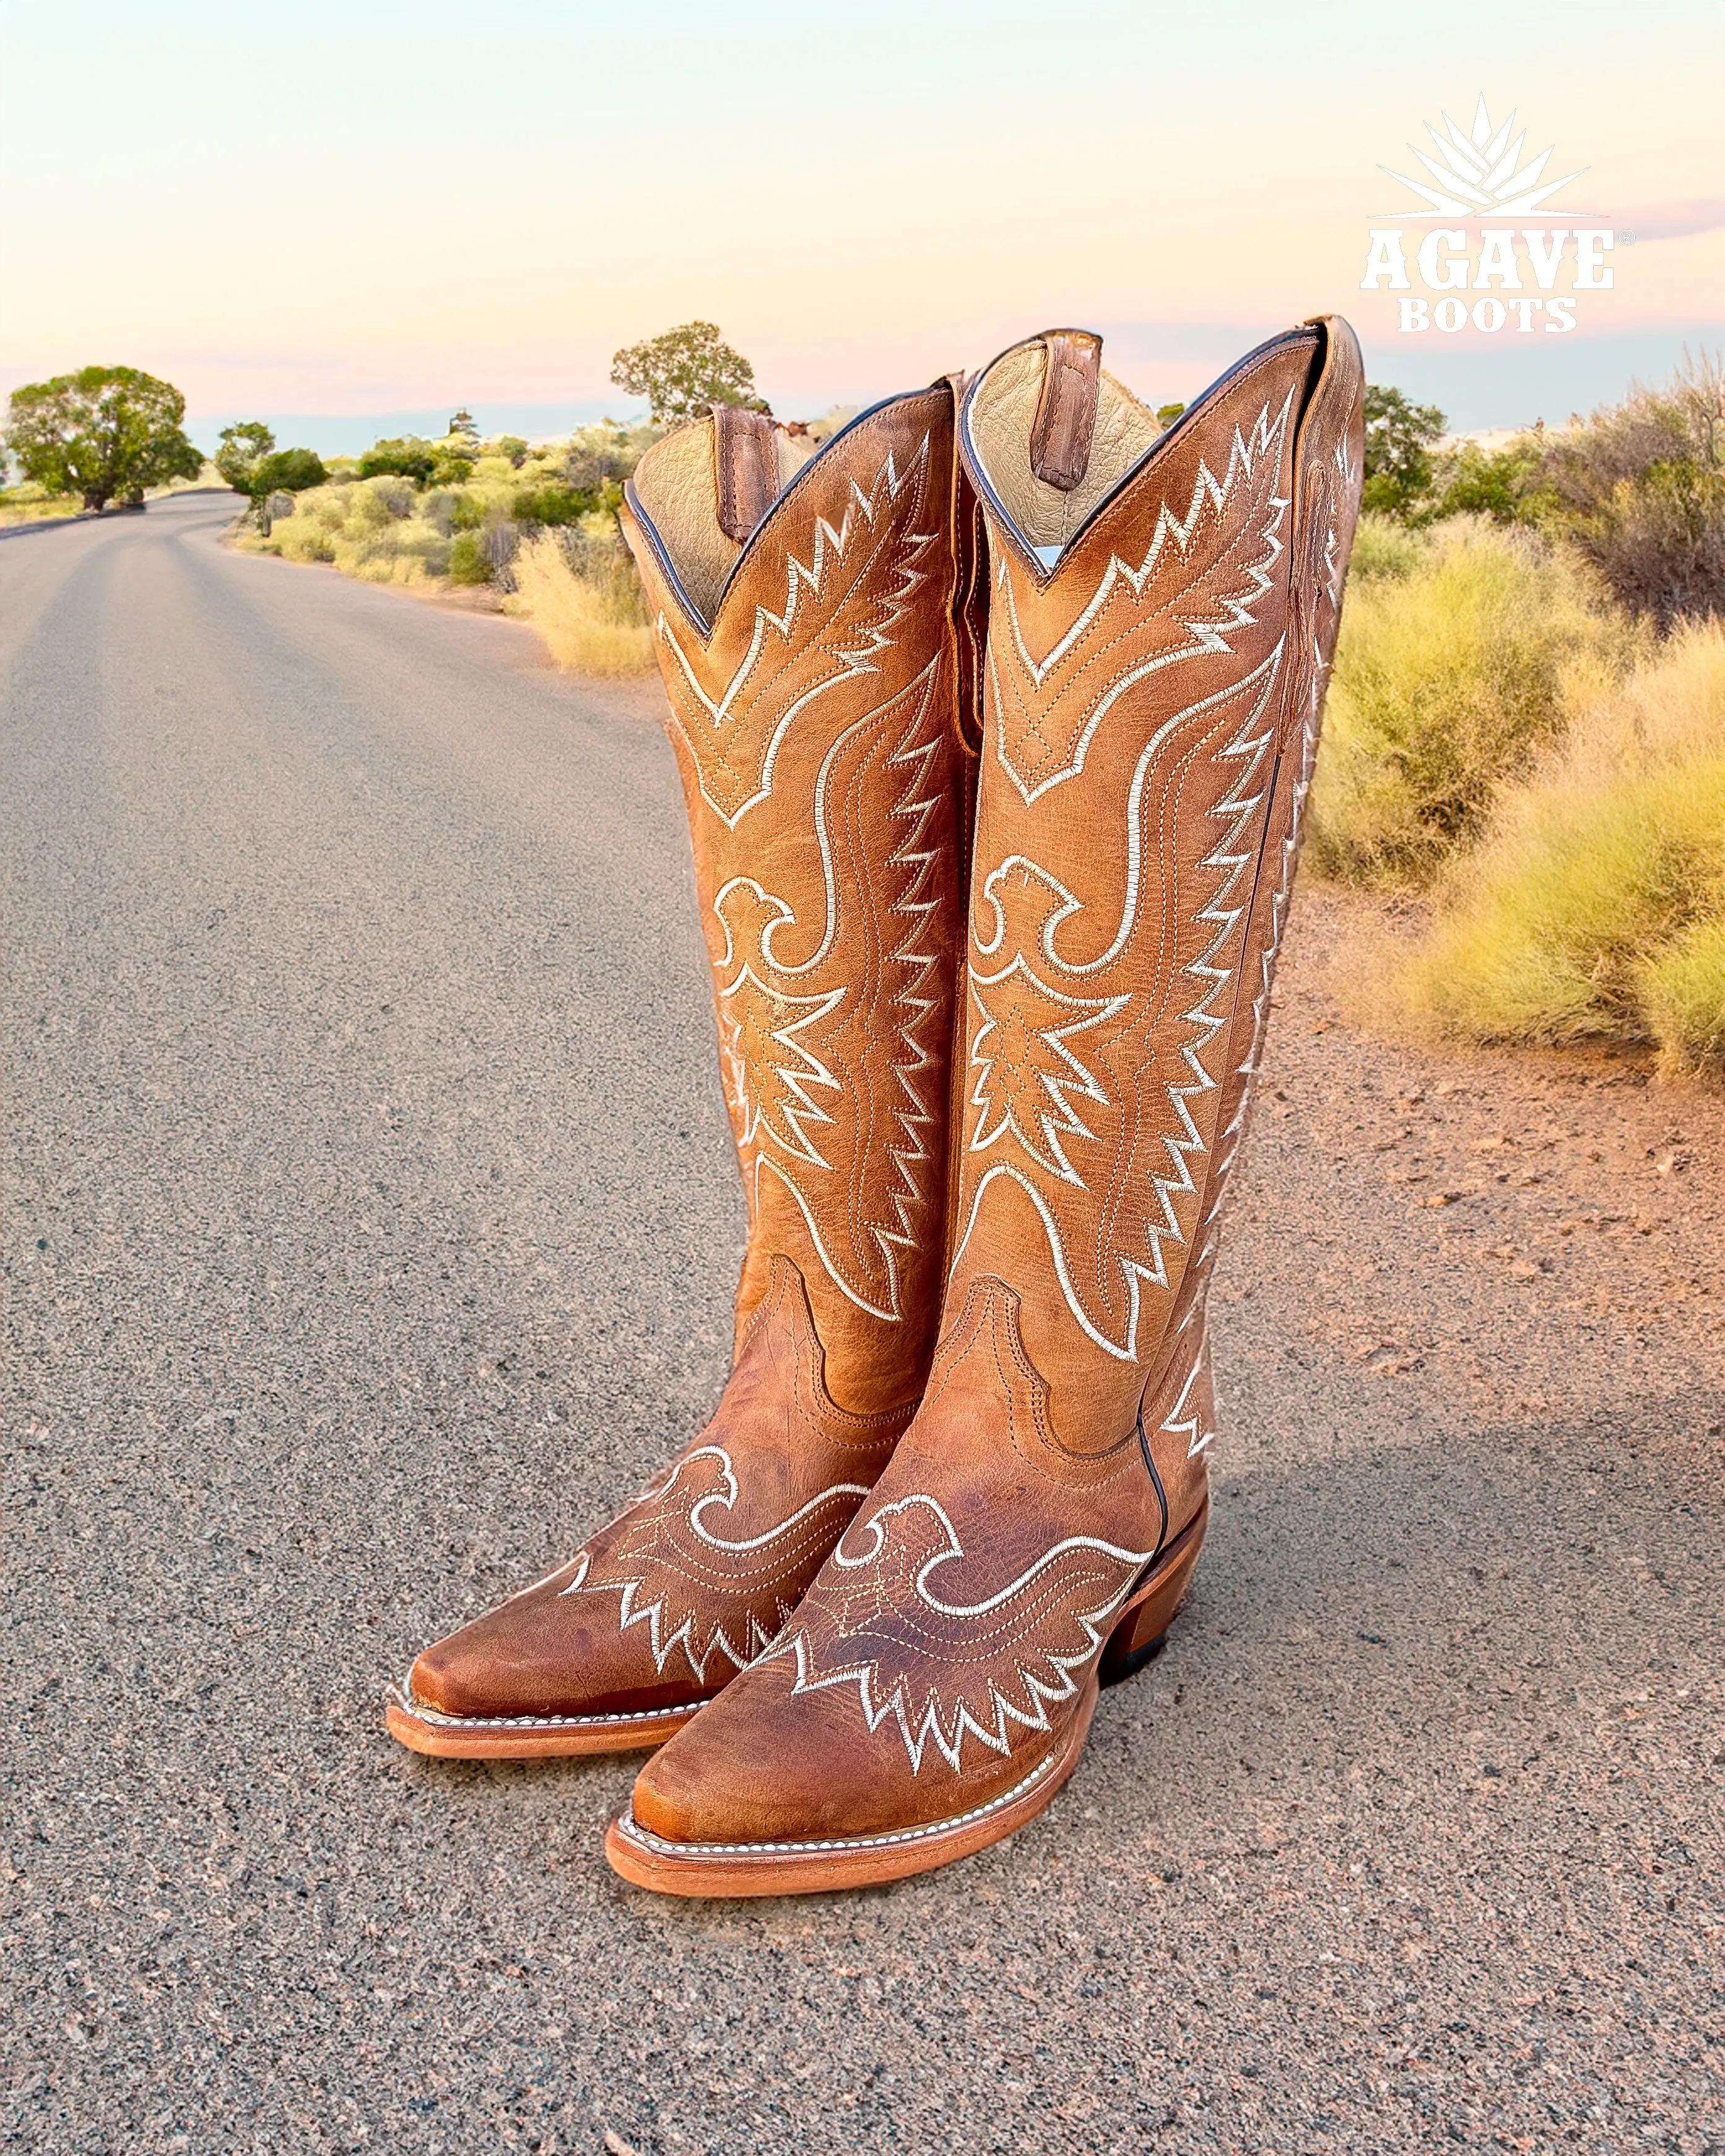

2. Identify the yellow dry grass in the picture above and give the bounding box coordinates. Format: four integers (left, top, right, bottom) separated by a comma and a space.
0, 485, 84, 525
508, 530, 654, 677
1344, 621, 1725, 1087
1310, 516, 1642, 890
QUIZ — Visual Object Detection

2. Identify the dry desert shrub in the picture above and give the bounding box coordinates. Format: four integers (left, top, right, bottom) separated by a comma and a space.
258, 479, 447, 576
509, 527, 654, 677
1308, 515, 1641, 889
1537, 350, 1725, 629
1637, 917, 1725, 1085
1350, 622, 1725, 1086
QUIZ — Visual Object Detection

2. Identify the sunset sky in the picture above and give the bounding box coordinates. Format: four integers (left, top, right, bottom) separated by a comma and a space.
2, 0, 1721, 446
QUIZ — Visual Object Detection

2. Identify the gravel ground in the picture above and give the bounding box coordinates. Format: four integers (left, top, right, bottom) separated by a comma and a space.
4, 493, 1721, 2155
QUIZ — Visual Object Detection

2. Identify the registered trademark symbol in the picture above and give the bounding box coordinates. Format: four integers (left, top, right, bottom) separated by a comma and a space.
1619, 230, 1636, 244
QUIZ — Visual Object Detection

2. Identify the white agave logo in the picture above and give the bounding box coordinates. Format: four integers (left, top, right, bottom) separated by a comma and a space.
1362, 95, 1617, 336
1381, 95, 1594, 221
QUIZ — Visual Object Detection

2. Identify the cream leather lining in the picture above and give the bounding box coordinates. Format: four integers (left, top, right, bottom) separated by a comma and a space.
630, 417, 822, 625
967, 344, 1163, 555
630, 419, 738, 624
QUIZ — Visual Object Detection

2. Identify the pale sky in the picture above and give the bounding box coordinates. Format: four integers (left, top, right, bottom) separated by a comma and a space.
2, 0, 1721, 444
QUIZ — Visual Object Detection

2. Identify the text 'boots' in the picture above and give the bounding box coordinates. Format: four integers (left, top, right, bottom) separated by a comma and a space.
386, 388, 978, 1757
607, 318, 1365, 1890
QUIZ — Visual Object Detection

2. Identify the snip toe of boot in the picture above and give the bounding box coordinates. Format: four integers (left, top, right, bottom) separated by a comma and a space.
627, 1671, 1010, 1850
406, 1635, 487, 1719
630, 1687, 858, 1847
404, 1590, 702, 1724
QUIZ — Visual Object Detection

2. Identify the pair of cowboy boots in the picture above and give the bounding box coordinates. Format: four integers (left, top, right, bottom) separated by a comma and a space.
387, 317, 1365, 1895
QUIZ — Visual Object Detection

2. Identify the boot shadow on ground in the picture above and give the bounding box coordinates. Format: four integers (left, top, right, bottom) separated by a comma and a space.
1080, 1383, 1717, 1864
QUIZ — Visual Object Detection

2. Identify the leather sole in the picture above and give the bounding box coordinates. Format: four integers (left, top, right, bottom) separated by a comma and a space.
602, 1502, 1207, 1895
383, 1679, 698, 1760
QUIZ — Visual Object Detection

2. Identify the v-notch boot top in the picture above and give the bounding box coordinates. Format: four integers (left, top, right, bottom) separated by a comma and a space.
387, 388, 977, 1759
610, 318, 1365, 1892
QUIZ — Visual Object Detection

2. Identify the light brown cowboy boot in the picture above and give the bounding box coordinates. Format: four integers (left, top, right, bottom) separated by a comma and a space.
387, 388, 976, 1758
607, 317, 1363, 1887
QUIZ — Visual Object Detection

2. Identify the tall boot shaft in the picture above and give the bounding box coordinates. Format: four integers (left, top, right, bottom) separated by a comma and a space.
949, 319, 1365, 1477
623, 389, 975, 1417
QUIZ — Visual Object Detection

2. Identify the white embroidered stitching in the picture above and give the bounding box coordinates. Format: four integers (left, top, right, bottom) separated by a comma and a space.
655, 441, 935, 828
389, 1678, 693, 1733
713, 658, 950, 1321
952, 648, 1285, 1359
988, 393, 1296, 804
762, 1494, 1157, 1772
1158, 1357, 1217, 1461
560, 1445, 872, 1684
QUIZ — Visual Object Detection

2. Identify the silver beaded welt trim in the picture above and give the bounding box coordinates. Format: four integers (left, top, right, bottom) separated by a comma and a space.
386, 1677, 697, 1731
617, 1746, 1062, 1859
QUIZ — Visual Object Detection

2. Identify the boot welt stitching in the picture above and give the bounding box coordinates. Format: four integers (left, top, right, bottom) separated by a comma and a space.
389, 1679, 697, 1731
617, 1744, 1062, 1859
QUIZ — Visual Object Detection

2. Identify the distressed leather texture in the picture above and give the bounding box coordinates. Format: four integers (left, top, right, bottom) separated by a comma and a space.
628, 319, 1365, 1846
407, 388, 975, 1726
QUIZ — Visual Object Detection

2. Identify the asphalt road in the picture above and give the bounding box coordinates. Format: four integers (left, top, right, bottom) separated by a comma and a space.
5, 492, 1721, 2156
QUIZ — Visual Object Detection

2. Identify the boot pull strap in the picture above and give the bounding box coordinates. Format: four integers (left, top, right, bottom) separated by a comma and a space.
713, 404, 778, 541
1029, 331, 1103, 492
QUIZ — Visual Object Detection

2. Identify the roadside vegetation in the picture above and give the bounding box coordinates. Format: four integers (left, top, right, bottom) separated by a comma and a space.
235, 418, 662, 674
232, 323, 812, 677
1313, 354, 1725, 1087
0, 481, 87, 526
0, 465, 222, 525
229, 323, 773, 672
3, 365, 202, 511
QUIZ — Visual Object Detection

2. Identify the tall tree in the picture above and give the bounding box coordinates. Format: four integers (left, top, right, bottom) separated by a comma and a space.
609, 321, 762, 425
5, 365, 203, 511
1362, 384, 1446, 520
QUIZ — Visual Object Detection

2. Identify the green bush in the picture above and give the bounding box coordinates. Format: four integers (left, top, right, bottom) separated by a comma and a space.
446, 531, 493, 585
358, 436, 437, 484
1361, 384, 1445, 519
251, 447, 326, 498
1309, 517, 1637, 887
511, 482, 597, 526
1430, 436, 1544, 524
215, 420, 274, 496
